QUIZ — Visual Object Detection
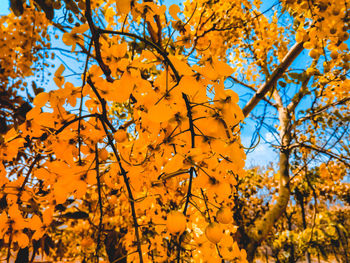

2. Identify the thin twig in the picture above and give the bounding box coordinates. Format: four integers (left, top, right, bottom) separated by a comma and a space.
85, 0, 112, 81
99, 119, 143, 263
95, 144, 104, 262
17, 155, 41, 204
99, 29, 181, 83
78, 39, 93, 165
177, 93, 196, 262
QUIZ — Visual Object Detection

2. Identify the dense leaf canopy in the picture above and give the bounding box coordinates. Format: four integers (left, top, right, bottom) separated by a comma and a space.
0, 0, 349, 262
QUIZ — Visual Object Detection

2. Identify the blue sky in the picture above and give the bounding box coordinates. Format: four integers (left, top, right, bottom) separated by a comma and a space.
0, 1, 9, 15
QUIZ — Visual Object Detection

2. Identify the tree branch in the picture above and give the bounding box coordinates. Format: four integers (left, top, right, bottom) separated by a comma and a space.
287, 75, 312, 113
99, 118, 144, 263
294, 97, 350, 126
243, 42, 304, 117
246, 107, 292, 260
87, 76, 116, 132
298, 143, 350, 165
17, 155, 41, 204
227, 76, 277, 108
95, 144, 104, 262
86, 74, 143, 262
85, 0, 112, 82
177, 93, 196, 262
99, 29, 181, 83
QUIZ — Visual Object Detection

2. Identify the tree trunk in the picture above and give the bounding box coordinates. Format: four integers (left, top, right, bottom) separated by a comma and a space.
298, 190, 311, 263
287, 213, 296, 263
245, 107, 292, 261
104, 230, 127, 263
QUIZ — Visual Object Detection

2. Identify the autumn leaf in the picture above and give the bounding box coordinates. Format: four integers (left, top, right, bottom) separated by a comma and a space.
169, 4, 181, 20
169, 55, 194, 76
2, 1, 350, 263
33, 92, 49, 107
116, 0, 132, 15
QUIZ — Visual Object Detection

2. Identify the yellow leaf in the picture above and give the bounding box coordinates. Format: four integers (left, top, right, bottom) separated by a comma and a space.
33, 92, 49, 107
0, 163, 8, 187
15, 232, 29, 248
74, 23, 89, 34
163, 154, 185, 174
86, 170, 97, 185
26, 107, 41, 120
54, 76, 65, 87
193, 63, 218, 80
117, 0, 131, 15
35, 112, 56, 128
212, 59, 234, 76
43, 207, 54, 226
55, 64, 65, 77
148, 102, 175, 122
169, 55, 194, 76
0, 212, 7, 231
74, 180, 87, 199
30, 215, 42, 231
169, 4, 180, 20
4, 127, 19, 143
53, 182, 68, 204
62, 32, 77, 51
177, 76, 206, 99
110, 72, 134, 102
141, 50, 157, 61
113, 42, 128, 58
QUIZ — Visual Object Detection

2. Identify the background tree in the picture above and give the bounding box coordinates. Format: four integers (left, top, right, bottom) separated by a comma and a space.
181, 0, 350, 260
236, 164, 350, 262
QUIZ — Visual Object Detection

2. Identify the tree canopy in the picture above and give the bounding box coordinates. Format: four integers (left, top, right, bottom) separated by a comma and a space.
0, 0, 349, 262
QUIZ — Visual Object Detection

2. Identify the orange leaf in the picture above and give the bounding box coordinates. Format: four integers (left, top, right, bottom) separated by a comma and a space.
33, 92, 49, 107
117, 0, 131, 15
169, 55, 194, 76
55, 64, 65, 77
169, 4, 180, 20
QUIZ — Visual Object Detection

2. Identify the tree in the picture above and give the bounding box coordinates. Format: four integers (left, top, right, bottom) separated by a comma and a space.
182, 0, 350, 259
235, 164, 350, 262
0, 0, 349, 262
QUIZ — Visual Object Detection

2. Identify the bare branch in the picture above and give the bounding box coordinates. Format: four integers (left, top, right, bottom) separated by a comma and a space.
297, 143, 350, 165
227, 76, 277, 108
287, 75, 312, 113
95, 144, 104, 262
177, 93, 196, 262
295, 97, 350, 126
243, 42, 304, 117
85, 0, 113, 82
